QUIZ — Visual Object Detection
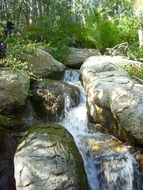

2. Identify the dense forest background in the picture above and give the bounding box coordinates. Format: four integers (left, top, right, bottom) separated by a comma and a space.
0, 0, 135, 26
0, 0, 143, 77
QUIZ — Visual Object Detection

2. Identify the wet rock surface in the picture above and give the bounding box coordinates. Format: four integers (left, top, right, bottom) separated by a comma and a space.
31, 79, 80, 122
80, 133, 143, 190
14, 123, 88, 190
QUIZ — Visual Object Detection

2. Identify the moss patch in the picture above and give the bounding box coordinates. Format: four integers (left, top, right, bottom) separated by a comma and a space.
0, 114, 22, 132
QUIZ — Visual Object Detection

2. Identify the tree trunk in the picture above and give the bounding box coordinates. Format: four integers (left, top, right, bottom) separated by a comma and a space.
37, 0, 42, 17
138, 29, 143, 48
13, 0, 17, 24
3, 0, 8, 20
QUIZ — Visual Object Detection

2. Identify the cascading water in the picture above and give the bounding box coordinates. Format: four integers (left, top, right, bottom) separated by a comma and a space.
61, 69, 143, 190
22, 99, 35, 124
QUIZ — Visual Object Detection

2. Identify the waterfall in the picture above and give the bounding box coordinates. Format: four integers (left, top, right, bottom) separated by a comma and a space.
22, 99, 35, 124
61, 69, 143, 190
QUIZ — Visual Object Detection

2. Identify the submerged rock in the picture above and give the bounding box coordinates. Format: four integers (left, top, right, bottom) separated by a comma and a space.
30, 48, 66, 79
31, 79, 80, 122
81, 56, 143, 145
14, 123, 88, 190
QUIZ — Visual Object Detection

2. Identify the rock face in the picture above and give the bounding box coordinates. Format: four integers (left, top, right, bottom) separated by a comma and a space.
0, 68, 30, 113
0, 68, 29, 130
14, 123, 88, 190
30, 48, 66, 79
81, 56, 143, 145
65, 48, 100, 69
31, 79, 80, 122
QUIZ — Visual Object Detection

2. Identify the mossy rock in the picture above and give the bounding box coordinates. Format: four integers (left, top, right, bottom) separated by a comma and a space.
0, 68, 30, 111
15, 122, 89, 190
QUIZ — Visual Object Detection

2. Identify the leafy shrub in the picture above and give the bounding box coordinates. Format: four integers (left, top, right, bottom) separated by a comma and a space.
25, 9, 123, 54
24, 14, 70, 61
67, 0, 136, 53
116, 14, 141, 60
0, 35, 38, 76
116, 15, 139, 43
83, 10, 122, 52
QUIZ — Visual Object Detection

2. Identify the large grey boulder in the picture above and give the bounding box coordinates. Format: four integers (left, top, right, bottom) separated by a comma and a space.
0, 68, 30, 130
81, 56, 143, 145
0, 68, 30, 113
14, 123, 88, 190
30, 48, 66, 79
31, 79, 80, 122
65, 48, 100, 69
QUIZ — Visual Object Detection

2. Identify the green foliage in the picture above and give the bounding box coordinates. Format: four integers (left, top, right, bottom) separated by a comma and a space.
25, 9, 123, 54
24, 14, 70, 61
0, 35, 38, 76
82, 10, 122, 52
122, 63, 143, 79
112, 11, 140, 59
22, 0, 141, 57
65, 9, 123, 52
0, 0, 142, 72
117, 14, 141, 60
116, 15, 139, 43
92, 0, 133, 16
0, 21, 5, 39
83, 1, 138, 52
79, 0, 138, 53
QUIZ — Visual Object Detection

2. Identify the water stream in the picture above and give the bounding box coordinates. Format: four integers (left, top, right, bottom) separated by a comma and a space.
61, 69, 143, 190
0, 69, 143, 190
